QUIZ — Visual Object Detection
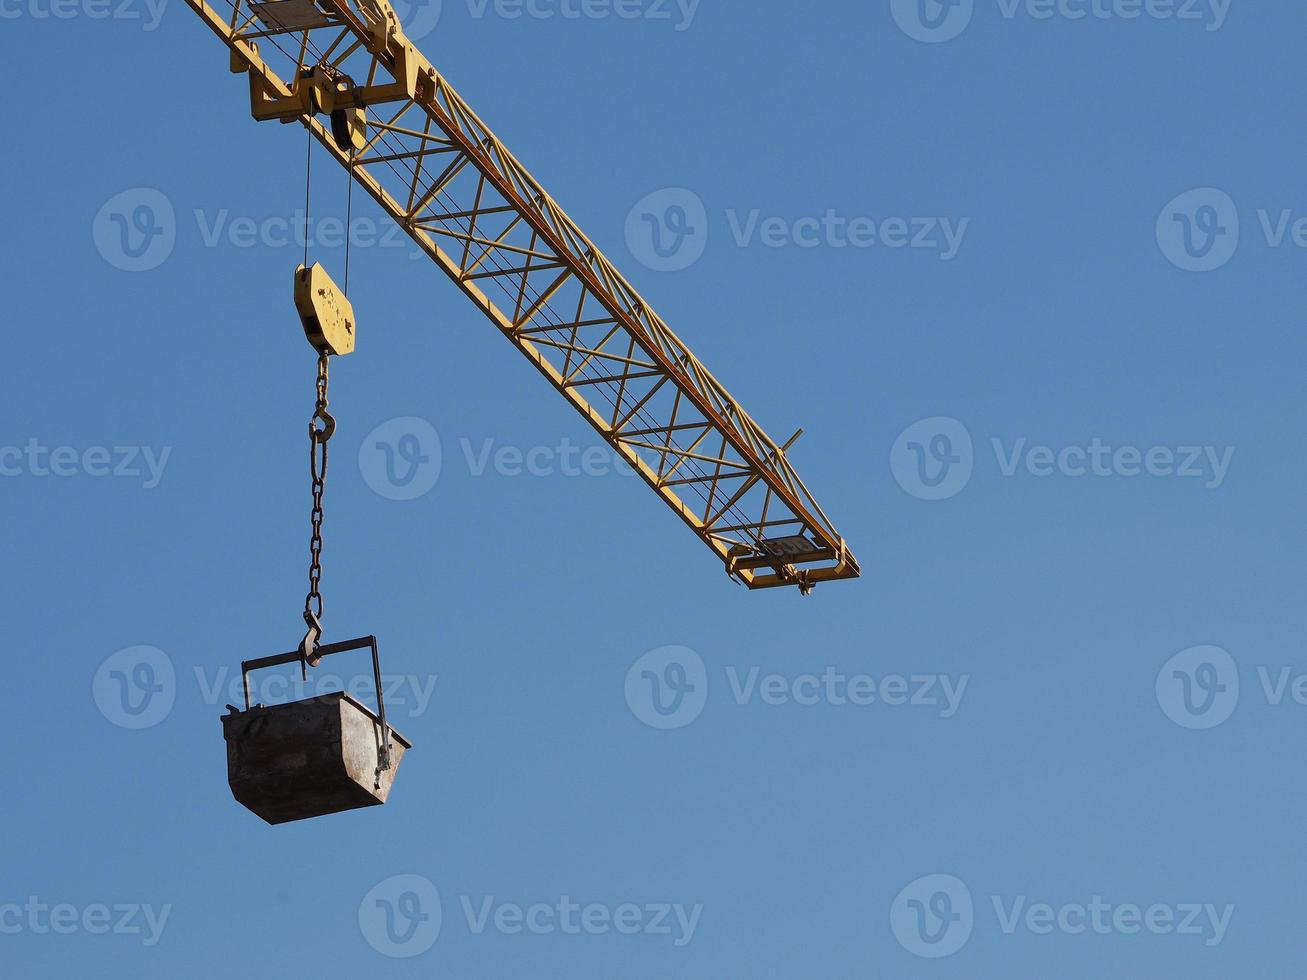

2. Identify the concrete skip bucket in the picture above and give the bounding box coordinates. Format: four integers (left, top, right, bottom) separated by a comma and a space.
222, 636, 411, 825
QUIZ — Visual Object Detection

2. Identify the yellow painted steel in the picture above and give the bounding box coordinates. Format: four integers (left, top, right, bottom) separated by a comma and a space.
295, 263, 357, 356
180, 0, 860, 592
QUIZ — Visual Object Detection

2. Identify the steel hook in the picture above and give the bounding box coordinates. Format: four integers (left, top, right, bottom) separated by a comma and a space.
310, 408, 336, 443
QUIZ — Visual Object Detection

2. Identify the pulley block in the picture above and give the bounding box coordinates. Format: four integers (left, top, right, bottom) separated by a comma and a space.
301, 65, 369, 153
295, 262, 356, 356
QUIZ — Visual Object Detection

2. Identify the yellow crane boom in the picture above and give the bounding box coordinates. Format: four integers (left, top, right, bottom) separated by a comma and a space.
180, 0, 859, 592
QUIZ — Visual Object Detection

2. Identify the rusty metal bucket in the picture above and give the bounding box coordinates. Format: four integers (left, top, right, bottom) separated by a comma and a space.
221, 636, 411, 825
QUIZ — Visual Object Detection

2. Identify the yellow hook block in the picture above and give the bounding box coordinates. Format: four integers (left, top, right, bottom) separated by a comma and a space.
294, 263, 356, 356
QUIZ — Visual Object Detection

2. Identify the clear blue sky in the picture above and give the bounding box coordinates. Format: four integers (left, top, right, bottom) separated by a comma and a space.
2, 1, 1303, 976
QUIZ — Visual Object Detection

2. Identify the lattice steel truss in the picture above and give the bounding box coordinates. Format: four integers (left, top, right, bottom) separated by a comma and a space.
182, 0, 860, 591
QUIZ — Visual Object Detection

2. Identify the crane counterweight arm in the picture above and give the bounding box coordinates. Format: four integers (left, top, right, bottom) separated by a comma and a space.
181, 0, 860, 591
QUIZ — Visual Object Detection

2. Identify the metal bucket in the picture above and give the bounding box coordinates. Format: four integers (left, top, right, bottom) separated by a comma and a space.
221, 636, 411, 825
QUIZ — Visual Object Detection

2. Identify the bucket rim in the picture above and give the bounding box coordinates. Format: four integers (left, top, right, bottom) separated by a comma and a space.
222, 691, 413, 749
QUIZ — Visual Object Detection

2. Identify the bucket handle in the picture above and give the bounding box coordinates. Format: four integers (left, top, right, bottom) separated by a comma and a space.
239, 635, 394, 776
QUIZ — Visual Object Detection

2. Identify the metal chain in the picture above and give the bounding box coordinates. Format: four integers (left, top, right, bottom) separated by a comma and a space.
305, 352, 335, 636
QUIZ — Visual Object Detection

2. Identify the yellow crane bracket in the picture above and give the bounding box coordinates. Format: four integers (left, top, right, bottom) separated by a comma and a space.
295, 263, 356, 356
235, 0, 420, 128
